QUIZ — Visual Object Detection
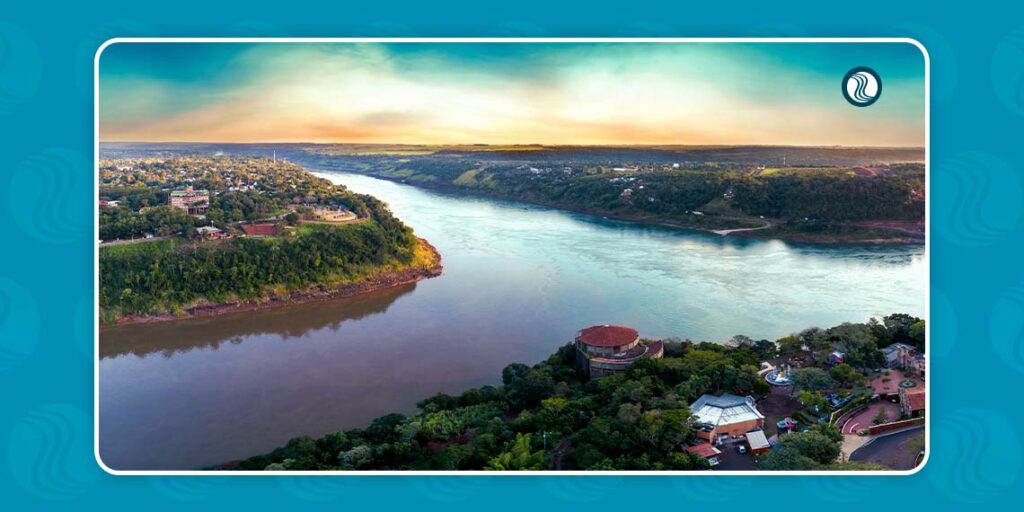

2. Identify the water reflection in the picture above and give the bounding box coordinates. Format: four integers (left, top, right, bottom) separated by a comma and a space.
100, 283, 416, 360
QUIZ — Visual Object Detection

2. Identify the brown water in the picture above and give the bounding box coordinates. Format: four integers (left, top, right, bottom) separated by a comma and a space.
99, 171, 926, 470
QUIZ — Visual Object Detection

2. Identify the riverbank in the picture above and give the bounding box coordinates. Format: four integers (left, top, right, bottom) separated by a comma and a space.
105, 238, 442, 327
222, 313, 922, 471
335, 171, 924, 245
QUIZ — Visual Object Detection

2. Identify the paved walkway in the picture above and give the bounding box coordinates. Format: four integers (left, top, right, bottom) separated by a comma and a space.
841, 401, 901, 434
840, 434, 871, 460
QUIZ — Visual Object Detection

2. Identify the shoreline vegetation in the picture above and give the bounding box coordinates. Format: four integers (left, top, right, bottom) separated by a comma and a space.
283, 143, 926, 245
223, 313, 925, 472
99, 143, 926, 245
98, 155, 441, 325
107, 238, 441, 326
345, 172, 925, 245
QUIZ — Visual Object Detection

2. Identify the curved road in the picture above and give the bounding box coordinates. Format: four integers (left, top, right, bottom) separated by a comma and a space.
850, 426, 924, 470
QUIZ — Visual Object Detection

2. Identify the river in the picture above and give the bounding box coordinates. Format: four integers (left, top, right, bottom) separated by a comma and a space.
99, 171, 926, 470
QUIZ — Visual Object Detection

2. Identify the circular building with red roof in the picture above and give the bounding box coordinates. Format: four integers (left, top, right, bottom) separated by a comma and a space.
574, 325, 663, 379
577, 325, 640, 353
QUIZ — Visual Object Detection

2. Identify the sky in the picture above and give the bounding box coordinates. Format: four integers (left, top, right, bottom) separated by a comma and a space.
99, 42, 926, 146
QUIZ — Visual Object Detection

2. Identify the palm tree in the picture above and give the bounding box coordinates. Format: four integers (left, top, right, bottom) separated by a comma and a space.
485, 433, 545, 471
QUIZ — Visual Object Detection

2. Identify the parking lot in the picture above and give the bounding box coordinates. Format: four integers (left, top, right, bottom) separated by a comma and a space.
711, 437, 760, 471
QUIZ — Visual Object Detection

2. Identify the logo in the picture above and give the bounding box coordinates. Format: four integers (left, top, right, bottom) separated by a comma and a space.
842, 66, 882, 107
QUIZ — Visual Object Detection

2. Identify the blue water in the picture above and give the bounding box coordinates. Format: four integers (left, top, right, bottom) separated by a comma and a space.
99, 170, 925, 470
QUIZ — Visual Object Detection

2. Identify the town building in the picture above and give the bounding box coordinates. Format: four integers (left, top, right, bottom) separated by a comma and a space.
685, 443, 722, 465
882, 342, 916, 369
690, 393, 765, 442
912, 353, 926, 377
196, 226, 225, 240
899, 386, 926, 418
574, 325, 663, 379
745, 430, 771, 455
170, 186, 210, 214
829, 351, 845, 365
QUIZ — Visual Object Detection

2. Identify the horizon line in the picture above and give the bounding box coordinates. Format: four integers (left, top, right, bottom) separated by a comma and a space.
98, 140, 926, 150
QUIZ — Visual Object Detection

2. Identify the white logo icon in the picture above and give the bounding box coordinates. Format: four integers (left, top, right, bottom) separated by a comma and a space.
842, 67, 882, 107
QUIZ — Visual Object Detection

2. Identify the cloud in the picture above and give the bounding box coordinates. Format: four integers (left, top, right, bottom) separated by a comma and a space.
99, 43, 925, 146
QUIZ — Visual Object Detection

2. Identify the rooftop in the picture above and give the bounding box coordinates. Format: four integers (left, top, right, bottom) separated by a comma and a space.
882, 342, 915, 354
745, 430, 770, 450
577, 325, 639, 348
690, 393, 764, 428
171, 189, 209, 196
686, 443, 722, 459
903, 387, 926, 411
590, 340, 664, 365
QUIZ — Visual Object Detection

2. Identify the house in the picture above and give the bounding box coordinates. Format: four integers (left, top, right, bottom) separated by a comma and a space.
686, 443, 722, 465
899, 386, 925, 418
170, 186, 210, 215
196, 226, 224, 240
829, 351, 845, 365
912, 354, 926, 377
574, 325, 663, 379
690, 393, 765, 442
745, 430, 771, 455
882, 343, 916, 369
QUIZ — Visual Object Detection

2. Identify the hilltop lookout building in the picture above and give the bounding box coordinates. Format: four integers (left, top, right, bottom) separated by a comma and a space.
574, 325, 664, 379
170, 186, 210, 215
689, 393, 765, 442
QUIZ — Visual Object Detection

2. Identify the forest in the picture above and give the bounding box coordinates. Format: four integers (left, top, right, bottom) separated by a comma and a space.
297, 148, 925, 240
98, 156, 424, 321
98, 144, 926, 241
230, 314, 922, 472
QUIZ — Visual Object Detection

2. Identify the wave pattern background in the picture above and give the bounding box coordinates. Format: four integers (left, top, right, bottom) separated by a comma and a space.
0, 3, 1022, 509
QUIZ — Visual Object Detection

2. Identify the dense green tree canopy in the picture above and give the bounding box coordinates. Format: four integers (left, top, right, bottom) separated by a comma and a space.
230, 314, 919, 472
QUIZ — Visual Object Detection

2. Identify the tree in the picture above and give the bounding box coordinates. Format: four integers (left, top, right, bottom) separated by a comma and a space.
727, 334, 753, 348
872, 408, 889, 425
789, 368, 834, 394
908, 320, 926, 349
799, 390, 828, 412
338, 444, 373, 469
284, 212, 301, 226
485, 433, 544, 470
824, 323, 884, 369
760, 429, 842, 470
777, 335, 802, 355
830, 363, 862, 388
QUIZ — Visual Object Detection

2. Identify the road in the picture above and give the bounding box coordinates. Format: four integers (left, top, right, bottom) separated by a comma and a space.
711, 220, 772, 236
98, 235, 173, 247
849, 426, 924, 470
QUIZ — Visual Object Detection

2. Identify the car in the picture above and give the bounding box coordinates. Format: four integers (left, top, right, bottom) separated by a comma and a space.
737, 445, 747, 454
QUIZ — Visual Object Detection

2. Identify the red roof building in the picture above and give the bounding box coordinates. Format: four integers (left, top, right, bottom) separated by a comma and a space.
574, 325, 663, 379
577, 325, 639, 348
899, 386, 926, 417
686, 443, 722, 460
